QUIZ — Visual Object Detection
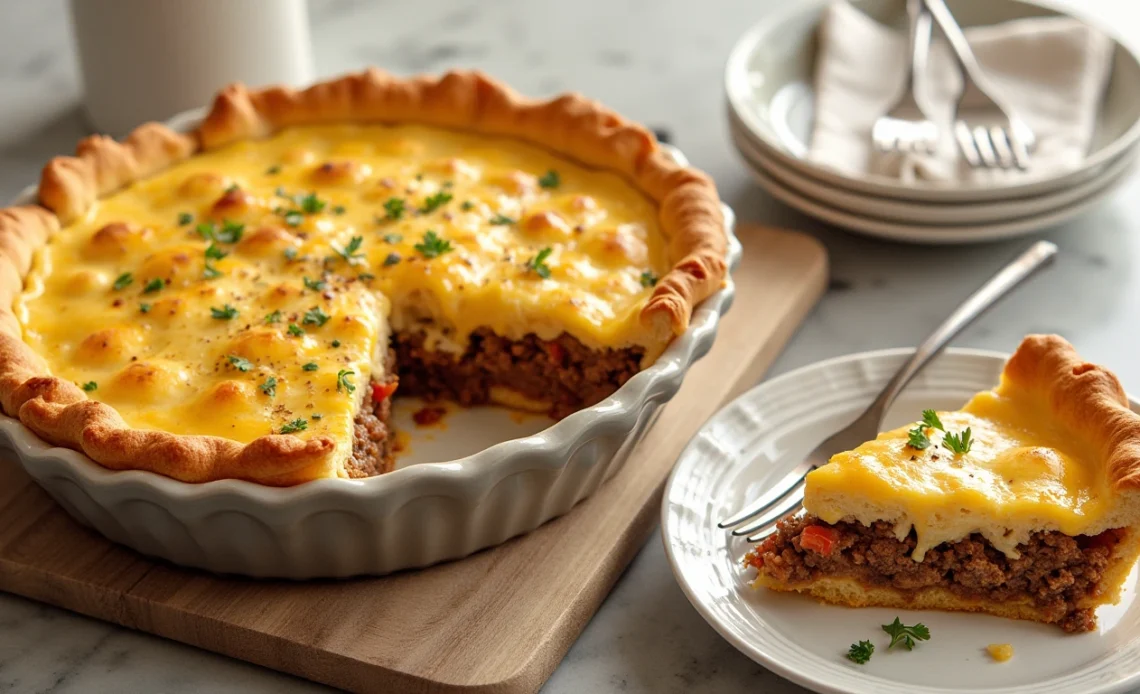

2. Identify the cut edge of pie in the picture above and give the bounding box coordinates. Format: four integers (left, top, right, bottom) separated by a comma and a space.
0, 68, 727, 486
745, 334, 1140, 632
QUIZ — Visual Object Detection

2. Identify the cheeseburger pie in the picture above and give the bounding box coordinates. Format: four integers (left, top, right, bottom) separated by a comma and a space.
0, 69, 727, 486
747, 335, 1140, 632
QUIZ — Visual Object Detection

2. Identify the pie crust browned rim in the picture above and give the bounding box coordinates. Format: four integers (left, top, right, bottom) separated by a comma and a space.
0, 68, 728, 486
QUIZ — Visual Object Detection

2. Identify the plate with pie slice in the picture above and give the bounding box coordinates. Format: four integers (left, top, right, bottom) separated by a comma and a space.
662, 337, 1140, 694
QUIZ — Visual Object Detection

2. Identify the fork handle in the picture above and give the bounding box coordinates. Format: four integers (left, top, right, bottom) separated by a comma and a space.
904, 0, 933, 93
923, 0, 989, 87
864, 240, 1058, 419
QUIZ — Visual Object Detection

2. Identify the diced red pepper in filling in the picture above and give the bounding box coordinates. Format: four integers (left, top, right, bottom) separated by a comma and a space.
799, 524, 840, 556
372, 380, 398, 403
546, 342, 566, 365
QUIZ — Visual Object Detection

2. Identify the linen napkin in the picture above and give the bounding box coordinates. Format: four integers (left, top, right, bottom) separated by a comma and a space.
809, 1, 1114, 184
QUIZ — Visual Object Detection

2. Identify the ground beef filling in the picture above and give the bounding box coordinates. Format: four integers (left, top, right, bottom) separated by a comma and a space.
393, 328, 644, 419
748, 515, 1123, 633
347, 367, 398, 478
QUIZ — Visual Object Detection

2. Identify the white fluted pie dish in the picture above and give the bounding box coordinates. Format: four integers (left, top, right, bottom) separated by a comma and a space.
4, 124, 741, 578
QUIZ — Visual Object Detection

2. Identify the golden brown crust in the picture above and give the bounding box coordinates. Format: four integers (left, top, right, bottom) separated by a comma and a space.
1002, 334, 1140, 491
0, 68, 726, 485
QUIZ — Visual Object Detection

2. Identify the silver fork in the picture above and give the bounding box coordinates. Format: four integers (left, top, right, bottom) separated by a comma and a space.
924, 0, 1035, 170
871, 0, 939, 155
718, 240, 1058, 542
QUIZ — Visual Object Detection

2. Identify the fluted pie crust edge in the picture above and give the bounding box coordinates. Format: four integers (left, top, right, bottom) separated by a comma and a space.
0, 69, 727, 486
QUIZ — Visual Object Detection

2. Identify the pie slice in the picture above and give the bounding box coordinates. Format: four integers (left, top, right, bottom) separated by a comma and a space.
0, 70, 727, 485
746, 335, 1140, 632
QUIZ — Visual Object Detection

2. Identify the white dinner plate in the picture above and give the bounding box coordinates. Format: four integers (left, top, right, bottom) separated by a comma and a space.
724, 0, 1140, 203
740, 147, 1136, 244
662, 348, 1140, 694
731, 120, 1138, 226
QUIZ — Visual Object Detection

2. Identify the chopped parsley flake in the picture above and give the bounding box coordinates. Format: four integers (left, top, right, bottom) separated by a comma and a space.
227, 355, 253, 372
302, 306, 329, 327
211, 304, 238, 320
139, 303, 151, 314
215, 220, 244, 243
525, 247, 553, 279
81, 381, 98, 392
414, 230, 453, 259
383, 233, 403, 244
284, 247, 298, 261
287, 323, 304, 337
224, 183, 240, 194
383, 197, 406, 221
460, 201, 475, 211
283, 211, 304, 227
420, 191, 453, 214
259, 376, 277, 397
489, 214, 516, 226
266, 165, 282, 175
280, 418, 307, 434
332, 205, 346, 215
335, 236, 364, 261
264, 310, 283, 324
304, 276, 327, 291
337, 369, 356, 394
203, 263, 223, 279
383, 253, 401, 267
302, 362, 318, 372
177, 212, 193, 226
143, 278, 164, 293
331, 339, 341, 348
297, 192, 326, 214
204, 243, 228, 261
311, 413, 323, 420
112, 272, 133, 291
538, 170, 561, 189
640, 271, 658, 288
196, 222, 216, 240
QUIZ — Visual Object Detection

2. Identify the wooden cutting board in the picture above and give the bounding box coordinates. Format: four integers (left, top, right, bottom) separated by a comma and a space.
0, 223, 827, 694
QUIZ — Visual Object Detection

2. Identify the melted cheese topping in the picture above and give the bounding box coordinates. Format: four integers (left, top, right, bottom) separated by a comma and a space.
15, 124, 664, 463
805, 377, 1113, 559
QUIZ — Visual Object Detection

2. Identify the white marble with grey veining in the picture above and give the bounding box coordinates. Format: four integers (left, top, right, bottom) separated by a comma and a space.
3, 0, 1140, 692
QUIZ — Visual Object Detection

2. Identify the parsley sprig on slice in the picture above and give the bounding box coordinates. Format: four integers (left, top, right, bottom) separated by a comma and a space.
525, 247, 553, 279
419, 191, 452, 214
383, 197, 406, 221
906, 409, 972, 454
337, 369, 356, 394
942, 427, 973, 454
414, 230, 453, 259
280, 418, 308, 434
302, 306, 329, 327
335, 236, 364, 262
846, 640, 874, 665
211, 304, 238, 320
882, 618, 930, 651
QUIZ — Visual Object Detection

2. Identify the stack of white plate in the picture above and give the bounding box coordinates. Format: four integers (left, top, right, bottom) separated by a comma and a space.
725, 0, 1140, 244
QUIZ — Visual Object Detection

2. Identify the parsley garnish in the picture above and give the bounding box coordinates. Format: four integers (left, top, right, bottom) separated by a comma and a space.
112, 272, 133, 291
414, 230, 453, 258
489, 214, 516, 225
335, 236, 364, 262
196, 222, 216, 240
264, 310, 282, 324
383, 197, 406, 221
266, 165, 281, 175
882, 618, 930, 651
284, 247, 298, 261
227, 355, 253, 372
204, 243, 228, 261
526, 247, 553, 279
358, 273, 375, 281
333, 205, 346, 215
311, 413, 323, 420
203, 264, 223, 279
139, 303, 151, 314
215, 220, 244, 243
259, 376, 277, 397
287, 324, 304, 337
460, 201, 475, 212
337, 369, 356, 394
846, 640, 874, 665
211, 304, 238, 320
921, 409, 943, 431
383, 253, 400, 267
280, 418, 307, 434
224, 183, 239, 194
420, 191, 453, 214
302, 362, 318, 372
538, 170, 560, 189
302, 306, 329, 327
640, 271, 658, 288
143, 278, 164, 293
283, 211, 304, 227
943, 427, 973, 455
298, 192, 326, 214
331, 339, 341, 348
304, 276, 326, 291
907, 426, 931, 450
81, 381, 98, 392
177, 212, 193, 226
383, 233, 403, 244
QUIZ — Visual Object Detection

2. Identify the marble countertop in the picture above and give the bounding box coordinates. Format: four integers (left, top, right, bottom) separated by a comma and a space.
3, 0, 1140, 692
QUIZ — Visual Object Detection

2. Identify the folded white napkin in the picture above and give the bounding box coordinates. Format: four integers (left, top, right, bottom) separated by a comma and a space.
809, 1, 1114, 184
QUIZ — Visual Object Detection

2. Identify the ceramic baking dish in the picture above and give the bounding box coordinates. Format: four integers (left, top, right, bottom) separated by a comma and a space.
3, 115, 741, 578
